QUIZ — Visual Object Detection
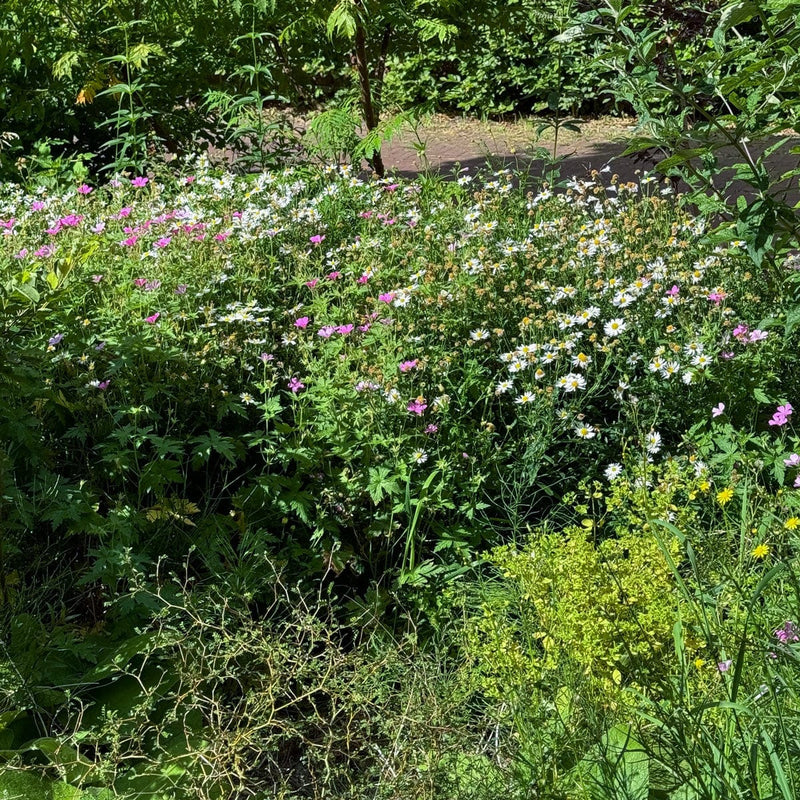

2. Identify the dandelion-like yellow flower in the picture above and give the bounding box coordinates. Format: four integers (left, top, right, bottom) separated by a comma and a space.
716, 487, 734, 505
751, 543, 770, 560
784, 517, 800, 531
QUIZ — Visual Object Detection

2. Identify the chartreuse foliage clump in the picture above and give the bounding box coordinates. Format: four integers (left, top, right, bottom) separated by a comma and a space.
1, 160, 800, 798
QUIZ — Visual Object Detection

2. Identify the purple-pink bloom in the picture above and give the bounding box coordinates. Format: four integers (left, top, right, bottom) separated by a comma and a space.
326, 271, 340, 281
295, 316, 310, 329
748, 329, 768, 342
92, 274, 103, 283
155, 236, 171, 248
174, 284, 187, 295
48, 333, 64, 347
145, 312, 160, 324
378, 292, 394, 303
399, 359, 418, 373
131, 176, 149, 188
784, 453, 800, 467
310, 234, 326, 245
317, 326, 335, 339
707, 291, 726, 305
31, 201, 45, 211
357, 274, 369, 284
305, 278, 319, 289
121, 235, 138, 247
35, 245, 55, 258
97, 380, 110, 390
358, 323, 371, 333
287, 376, 305, 394
717, 660, 732, 673
407, 400, 427, 416
667, 284, 680, 296
78, 184, 93, 195
769, 403, 793, 427
259, 352, 274, 363
712, 403, 725, 418
775, 621, 799, 644
336, 324, 354, 335
425, 424, 438, 434
134, 277, 147, 287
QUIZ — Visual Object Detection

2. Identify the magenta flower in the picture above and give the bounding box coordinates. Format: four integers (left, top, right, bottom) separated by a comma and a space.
305, 278, 319, 289
184, 176, 195, 185
34, 245, 55, 258
712, 403, 725, 418
131, 176, 149, 188
358, 323, 371, 333
733, 324, 749, 341
385, 183, 400, 192
707, 291, 726, 305
775, 621, 799, 644
317, 326, 335, 339
14, 248, 28, 259
425, 424, 438, 434
717, 660, 732, 673
294, 316, 310, 329
31, 201, 45, 211
784, 453, 800, 467
749, 329, 768, 342
116, 207, 132, 219
121, 236, 138, 247
214, 231, 231, 242
357, 274, 369, 284
155, 236, 171, 248
407, 400, 427, 415
77, 184, 93, 194
310, 234, 326, 245
145, 312, 160, 324
336, 324, 354, 335
359, 211, 373, 219
92, 274, 103, 283
667, 284, 680, 296
287, 376, 305, 394
134, 278, 147, 287
145, 280, 161, 292
259, 352, 274, 363
97, 380, 110, 390
326, 271, 341, 281
378, 292, 394, 303
174, 284, 187, 295
399, 359, 418, 373
769, 403, 793, 427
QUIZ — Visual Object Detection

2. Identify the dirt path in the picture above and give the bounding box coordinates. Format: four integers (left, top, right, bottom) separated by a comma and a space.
373, 114, 800, 205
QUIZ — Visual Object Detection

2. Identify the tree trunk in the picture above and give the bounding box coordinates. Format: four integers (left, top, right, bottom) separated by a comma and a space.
352, 7, 384, 176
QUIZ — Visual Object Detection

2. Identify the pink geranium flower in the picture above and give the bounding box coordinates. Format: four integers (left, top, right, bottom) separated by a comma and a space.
294, 316, 310, 329
399, 359, 418, 373
407, 400, 427, 415
712, 403, 725, 418
310, 234, 325, 245
769, 403, 793, 427
287, 377, 305, 394
336, 324, 354, 335
378, 292, 394, 303
145, 312, 160, 324
305, 278, 319, 289
131, 176, 149, 188
78, 184, 93, 195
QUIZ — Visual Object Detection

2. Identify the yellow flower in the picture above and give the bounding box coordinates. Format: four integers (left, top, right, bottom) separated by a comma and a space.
699, 480, 710, 493
784, 517, 800, 530
751, 543, 770, 560
716, 487, 734, 505
694, 658, 705, 670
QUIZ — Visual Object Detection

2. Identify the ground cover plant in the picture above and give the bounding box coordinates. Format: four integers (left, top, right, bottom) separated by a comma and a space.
1, 156, 800, 798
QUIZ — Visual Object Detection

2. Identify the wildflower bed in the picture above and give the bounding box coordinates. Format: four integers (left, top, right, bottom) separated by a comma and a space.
2, 159, 800, 799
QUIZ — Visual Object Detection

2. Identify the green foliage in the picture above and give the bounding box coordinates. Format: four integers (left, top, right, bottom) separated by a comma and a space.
583, 0, 800, 266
